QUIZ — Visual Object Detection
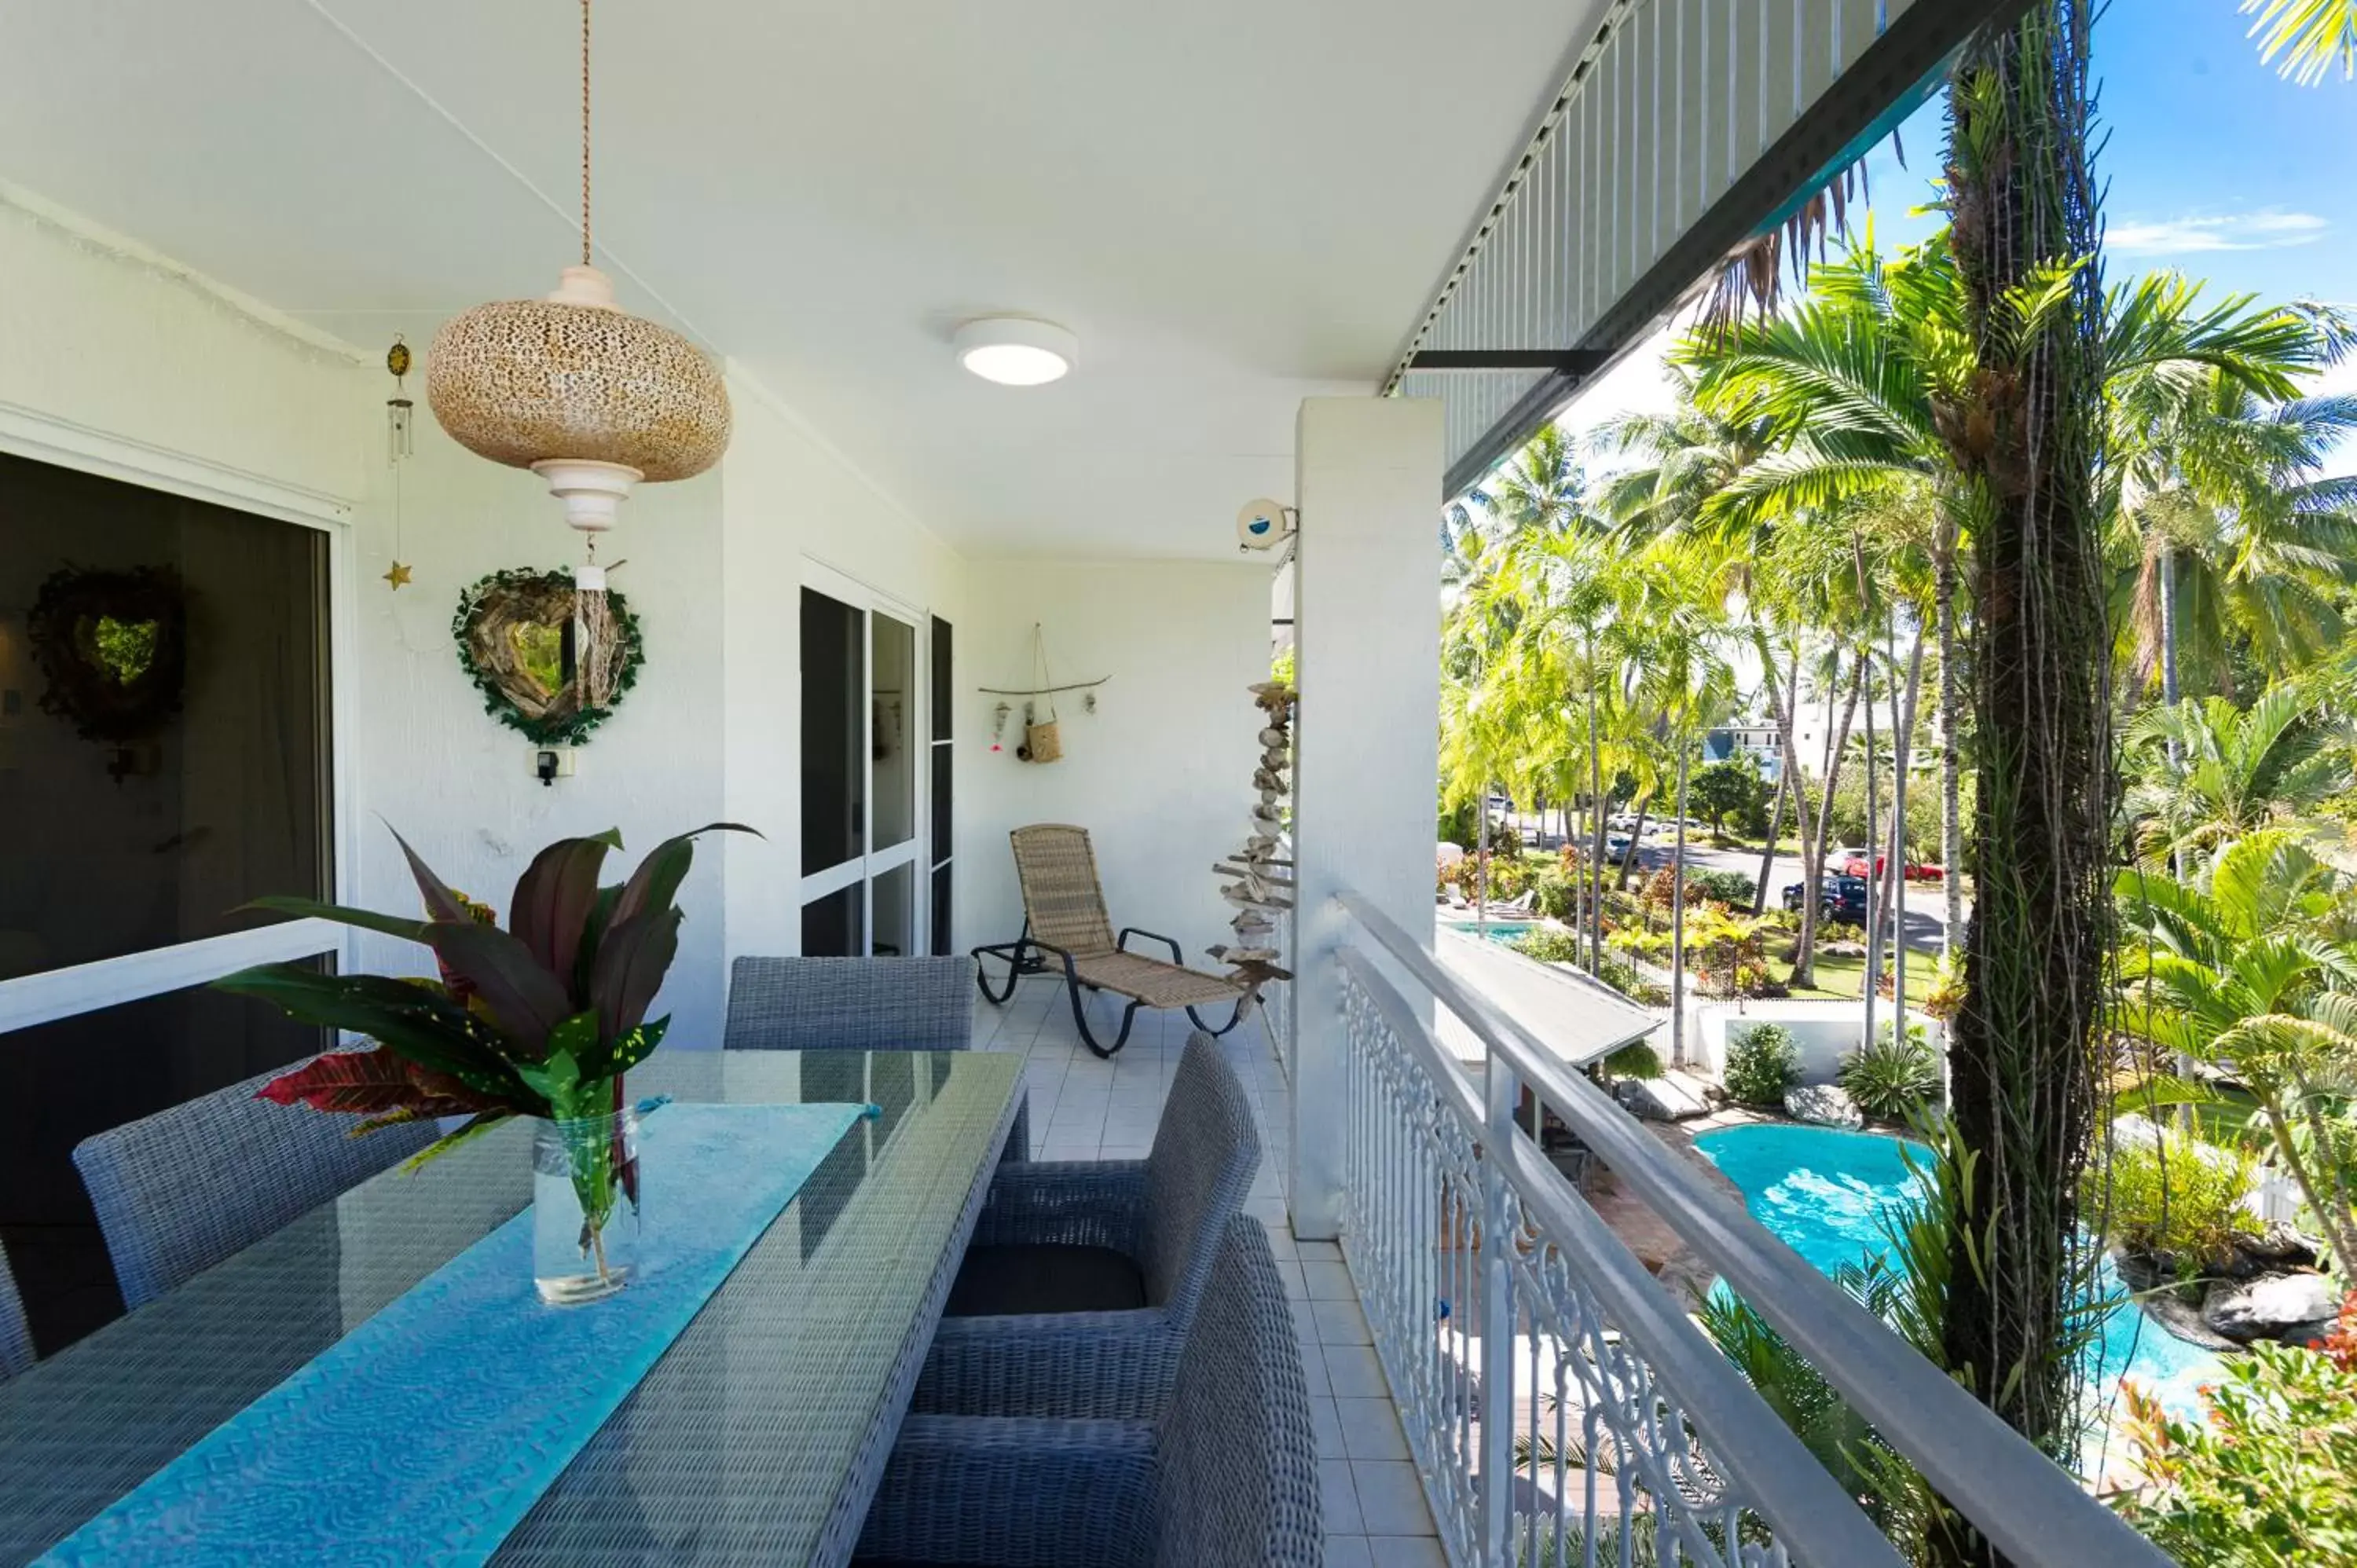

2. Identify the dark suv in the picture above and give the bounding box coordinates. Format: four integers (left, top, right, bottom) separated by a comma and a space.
1783, 874, 1868, 924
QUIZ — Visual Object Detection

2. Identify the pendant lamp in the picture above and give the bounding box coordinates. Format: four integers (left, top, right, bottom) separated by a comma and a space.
426, 0, 729, 702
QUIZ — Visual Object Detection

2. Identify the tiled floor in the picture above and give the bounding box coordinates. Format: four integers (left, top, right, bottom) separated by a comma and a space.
973, 976, 1446, 1567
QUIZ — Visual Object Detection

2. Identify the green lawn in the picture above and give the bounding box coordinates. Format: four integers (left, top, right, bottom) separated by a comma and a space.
1776, 948, 1940, 1006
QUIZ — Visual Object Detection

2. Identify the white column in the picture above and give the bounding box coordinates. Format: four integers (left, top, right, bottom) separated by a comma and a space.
1288, 397, 1442, 1240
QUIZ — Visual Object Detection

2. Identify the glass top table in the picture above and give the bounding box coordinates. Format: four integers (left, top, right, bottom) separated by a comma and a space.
0, 1049, 1023, 1567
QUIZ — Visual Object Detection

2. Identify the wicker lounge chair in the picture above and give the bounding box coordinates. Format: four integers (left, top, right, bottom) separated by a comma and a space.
972, 825, 1253, 1058
0, 1239, 32, 1379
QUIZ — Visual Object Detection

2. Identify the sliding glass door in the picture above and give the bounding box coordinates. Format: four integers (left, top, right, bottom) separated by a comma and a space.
0, 446, 340, 1350
799, 573, 935, 957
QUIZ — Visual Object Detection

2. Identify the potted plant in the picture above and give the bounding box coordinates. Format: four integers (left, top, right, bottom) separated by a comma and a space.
216, 822, 749, 1302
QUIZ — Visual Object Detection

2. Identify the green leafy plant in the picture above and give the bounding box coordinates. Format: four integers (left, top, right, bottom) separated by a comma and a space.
1531, 870, 1578, 921
1838, 1026, 1942, 1123
220, 821, 751, 1152
1724, 1024, 1801, 1108
2084, 1123, 2260, 1274
2111, 1340, 2357, 1566
1686, 868, 1758, 905
1596, 957, 1670, 1008
1509, 925, 1584, 965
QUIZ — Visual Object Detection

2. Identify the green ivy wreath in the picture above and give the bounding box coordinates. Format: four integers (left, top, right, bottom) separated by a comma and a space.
450, 567, 643, 746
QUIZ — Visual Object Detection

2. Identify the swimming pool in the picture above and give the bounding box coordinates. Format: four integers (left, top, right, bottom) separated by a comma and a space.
1694, 1122, 2220, 1421
1442, 919, 1539, 947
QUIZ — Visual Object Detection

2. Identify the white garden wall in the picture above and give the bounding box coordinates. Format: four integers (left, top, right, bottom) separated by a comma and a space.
1696, 1000, 1948, 1085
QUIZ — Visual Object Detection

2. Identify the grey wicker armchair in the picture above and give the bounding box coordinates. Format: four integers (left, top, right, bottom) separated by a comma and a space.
856, 1216, 1321, 1568
0, 1237, 32, 1379
724, 954, 1025, 1160
914, 1031, 1259, 1420
71, 1048, 438, 1311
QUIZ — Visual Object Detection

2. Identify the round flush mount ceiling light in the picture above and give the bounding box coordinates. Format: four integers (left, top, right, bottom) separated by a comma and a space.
953, 317, 1077, 386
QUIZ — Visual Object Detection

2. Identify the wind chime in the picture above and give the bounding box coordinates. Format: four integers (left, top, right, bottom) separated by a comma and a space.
1208, 680, 1296, 995
382, 337, 413, 591
424, 0, 730, 704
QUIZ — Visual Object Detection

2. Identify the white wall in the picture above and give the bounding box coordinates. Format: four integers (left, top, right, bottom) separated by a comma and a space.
342, 400, 732, 1045
1697, 1000, 1947, 1084
0, 183, 1270, 1057
717, 374, 970, 965
957, 559, 1268, 965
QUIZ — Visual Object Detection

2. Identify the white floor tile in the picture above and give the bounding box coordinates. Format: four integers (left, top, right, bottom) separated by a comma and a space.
1349, 1462, 1434, 1536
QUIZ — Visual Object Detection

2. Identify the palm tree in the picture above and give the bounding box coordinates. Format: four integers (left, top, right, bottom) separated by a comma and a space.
2112, 374, 2357, 703
1684, 233, 2331, 955
2117, 830, 2357, 1269
1615, 544, 1737, 1064
2243, 0, 2357, 82
2124, 679, 2354, 866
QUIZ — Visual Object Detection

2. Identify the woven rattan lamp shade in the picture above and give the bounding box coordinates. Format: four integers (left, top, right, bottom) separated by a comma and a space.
426, 266, 730, 485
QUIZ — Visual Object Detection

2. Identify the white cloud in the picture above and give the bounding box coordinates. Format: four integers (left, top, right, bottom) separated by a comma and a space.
2106, 211, 2330, 256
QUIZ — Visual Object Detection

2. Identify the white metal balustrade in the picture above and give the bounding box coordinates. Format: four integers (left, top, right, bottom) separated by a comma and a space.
1328, 891, 2169, 1568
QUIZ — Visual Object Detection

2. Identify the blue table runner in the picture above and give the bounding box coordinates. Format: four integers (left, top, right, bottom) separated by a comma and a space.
42, 1101, 868, 1566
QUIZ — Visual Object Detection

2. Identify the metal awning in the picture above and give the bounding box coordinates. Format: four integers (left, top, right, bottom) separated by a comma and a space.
1388, 0, 2028, 499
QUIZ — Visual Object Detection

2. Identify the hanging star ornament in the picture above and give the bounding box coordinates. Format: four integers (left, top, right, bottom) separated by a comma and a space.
383, 561, 414, 591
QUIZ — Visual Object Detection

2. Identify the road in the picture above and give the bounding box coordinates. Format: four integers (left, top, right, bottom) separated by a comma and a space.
1505, 813, 1960, 953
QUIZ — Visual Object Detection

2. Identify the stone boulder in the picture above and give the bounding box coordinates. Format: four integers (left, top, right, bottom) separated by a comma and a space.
1784, 1083, 1863, 1130
1615, 1075, 1710, 1122
2201, 1271, 2341, 1345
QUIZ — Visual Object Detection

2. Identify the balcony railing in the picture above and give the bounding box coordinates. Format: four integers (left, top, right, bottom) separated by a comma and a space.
1329, 891, 2168, 1568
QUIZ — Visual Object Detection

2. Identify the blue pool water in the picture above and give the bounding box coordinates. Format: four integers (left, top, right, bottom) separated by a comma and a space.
1443, 920, 1539, 947
1695, 1123, 2220, 1420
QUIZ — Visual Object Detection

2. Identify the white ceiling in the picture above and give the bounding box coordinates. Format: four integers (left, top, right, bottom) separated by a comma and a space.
0, 1, 1598, 559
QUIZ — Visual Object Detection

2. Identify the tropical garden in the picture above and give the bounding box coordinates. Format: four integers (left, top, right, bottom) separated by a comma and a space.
1444, 2, 2357, 1560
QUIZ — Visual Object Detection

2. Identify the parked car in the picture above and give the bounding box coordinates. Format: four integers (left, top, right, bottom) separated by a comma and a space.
1783, 875, 1868, 923
1838, 851, 1946, 882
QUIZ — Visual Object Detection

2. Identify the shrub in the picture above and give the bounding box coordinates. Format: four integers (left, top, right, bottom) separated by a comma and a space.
1440, 848, 1534, 902
1532, 870, 1577, 921
2113, 1341, 2357, 1567
1724, 1024, 1801, 1108
2087, 1125, 2260, 1272
1439, 797, 1519, 855
1596, 957, 1670, 1007
1599, 1040, 1663, 1082
1687, 869, 1757, 905
1838, 1028, 1941, 1122
1509, 925, 1584, 965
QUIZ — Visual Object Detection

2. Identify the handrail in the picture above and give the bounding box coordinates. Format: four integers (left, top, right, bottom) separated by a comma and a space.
1340, 947, 1908, 1566
1336, 892, 2172, 1568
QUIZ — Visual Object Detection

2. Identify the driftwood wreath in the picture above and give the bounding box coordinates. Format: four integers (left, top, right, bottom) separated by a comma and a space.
27, 564, 190, 743
451, 568, 643, 746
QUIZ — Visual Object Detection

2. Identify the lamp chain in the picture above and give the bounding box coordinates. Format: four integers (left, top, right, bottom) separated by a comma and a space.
580, 0, 592, 267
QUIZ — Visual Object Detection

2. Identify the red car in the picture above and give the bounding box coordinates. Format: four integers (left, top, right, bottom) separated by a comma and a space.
1838, 852, 1945, 883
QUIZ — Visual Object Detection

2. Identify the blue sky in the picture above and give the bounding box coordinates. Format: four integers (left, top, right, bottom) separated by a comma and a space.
1569, 1, 2357, 449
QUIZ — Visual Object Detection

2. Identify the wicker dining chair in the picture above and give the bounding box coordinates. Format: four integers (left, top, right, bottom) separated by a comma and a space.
972, 824, 1252, 1057
854, 1216, 1321, 1568
71, 1048, 439, 1311
0, 1238, 33, 1380
912, 1031, 1260, 1423
724, 954, 1025, 1160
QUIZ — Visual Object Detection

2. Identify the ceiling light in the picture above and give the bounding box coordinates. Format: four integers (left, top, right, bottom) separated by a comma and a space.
954, 318, 1076, 386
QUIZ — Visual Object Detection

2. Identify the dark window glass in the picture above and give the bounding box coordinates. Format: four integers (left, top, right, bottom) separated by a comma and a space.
800, 588, 863, 876
930, 746, 952, 872
801, 884, 863, 958
931, 864, 953, 958
0, 967, 332, 1354
871, 614, 915, 852
872, 862, 913, 959
929, 616, 952, 744
0, 449, 331, 976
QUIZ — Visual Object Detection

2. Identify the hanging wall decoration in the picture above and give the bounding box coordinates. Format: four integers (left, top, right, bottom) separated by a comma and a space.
978, 625, 1107, 765
383, 336, 415, 591
1208, 680, 1296, 994
26, 565, 190, 746
425, 0, 728, 705
452, 568, 643, 746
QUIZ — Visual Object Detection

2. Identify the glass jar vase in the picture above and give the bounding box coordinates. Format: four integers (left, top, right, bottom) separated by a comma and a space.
532, 1108, 641, 1305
